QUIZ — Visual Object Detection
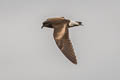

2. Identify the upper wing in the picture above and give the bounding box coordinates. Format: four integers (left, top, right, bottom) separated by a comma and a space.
53, 23, 77, 64
47, 17, 65, 21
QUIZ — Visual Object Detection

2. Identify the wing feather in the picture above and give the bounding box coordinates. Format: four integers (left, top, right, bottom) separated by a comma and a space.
53, 23, 77, 64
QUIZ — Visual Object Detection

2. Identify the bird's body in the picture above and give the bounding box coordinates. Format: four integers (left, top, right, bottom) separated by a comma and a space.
41, 17, 82, 64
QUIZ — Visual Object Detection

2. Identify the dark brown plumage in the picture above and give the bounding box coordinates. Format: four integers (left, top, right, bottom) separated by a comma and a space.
41, 17, 82, 64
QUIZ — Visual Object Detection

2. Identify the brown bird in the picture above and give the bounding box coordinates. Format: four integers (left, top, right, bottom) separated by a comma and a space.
41, 17, 83, 64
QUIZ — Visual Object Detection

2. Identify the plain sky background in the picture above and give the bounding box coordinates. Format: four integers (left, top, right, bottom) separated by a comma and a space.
0, 0, 120, 80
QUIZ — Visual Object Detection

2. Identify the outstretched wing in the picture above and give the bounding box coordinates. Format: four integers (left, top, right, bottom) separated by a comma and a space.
53, 23, 77, 64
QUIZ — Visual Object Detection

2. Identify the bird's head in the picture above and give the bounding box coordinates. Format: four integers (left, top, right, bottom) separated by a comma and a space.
41, 17, 65, 29
41, 21, 52, 29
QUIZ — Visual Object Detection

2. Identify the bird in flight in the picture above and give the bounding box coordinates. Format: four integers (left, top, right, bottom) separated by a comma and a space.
41, 17, 83, 64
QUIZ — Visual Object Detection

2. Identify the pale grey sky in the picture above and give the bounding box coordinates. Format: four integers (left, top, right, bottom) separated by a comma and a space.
0, 0, 120, 80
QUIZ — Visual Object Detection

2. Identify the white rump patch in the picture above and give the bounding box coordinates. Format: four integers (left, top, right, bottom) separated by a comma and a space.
69, 20, 79, 26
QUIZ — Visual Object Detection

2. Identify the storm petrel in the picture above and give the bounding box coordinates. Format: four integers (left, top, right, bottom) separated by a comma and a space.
41, 17, 83, 64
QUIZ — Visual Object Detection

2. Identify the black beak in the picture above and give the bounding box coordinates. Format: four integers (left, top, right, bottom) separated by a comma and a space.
41, 26, 44, 29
